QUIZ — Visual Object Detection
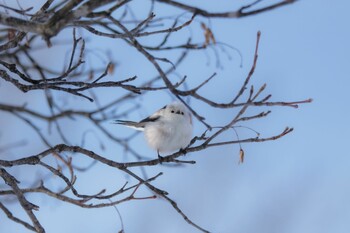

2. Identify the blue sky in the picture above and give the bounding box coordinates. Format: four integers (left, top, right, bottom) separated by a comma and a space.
1, 0, 350, 233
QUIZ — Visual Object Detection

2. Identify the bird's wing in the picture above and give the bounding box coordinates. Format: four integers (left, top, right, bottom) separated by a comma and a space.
114, 105, 164, 131
139, 115, 160, 123
139, 105, 165, 123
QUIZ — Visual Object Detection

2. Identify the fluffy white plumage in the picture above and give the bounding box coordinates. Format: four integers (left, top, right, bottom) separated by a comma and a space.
115, 101, 193, 158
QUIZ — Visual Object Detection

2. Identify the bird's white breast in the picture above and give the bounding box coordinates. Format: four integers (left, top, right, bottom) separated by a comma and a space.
144, 117, 192, 153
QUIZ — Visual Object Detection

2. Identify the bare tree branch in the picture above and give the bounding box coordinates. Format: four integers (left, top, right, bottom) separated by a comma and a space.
0, 168, 44, 233
155, 0, 297, 18
0, 1, 310, 232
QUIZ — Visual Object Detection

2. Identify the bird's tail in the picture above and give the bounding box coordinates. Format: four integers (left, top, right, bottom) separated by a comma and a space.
113, 120, 145, 131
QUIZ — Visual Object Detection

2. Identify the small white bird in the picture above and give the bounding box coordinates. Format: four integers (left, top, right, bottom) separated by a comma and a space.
115, 101, 193, 161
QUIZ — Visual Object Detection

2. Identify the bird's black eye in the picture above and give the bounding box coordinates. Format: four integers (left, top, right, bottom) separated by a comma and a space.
181, 112, 184, 115
171, 110, 175, 113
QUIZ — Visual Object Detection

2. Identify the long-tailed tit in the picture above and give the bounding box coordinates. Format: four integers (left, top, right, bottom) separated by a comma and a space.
115, 101, 193, 161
